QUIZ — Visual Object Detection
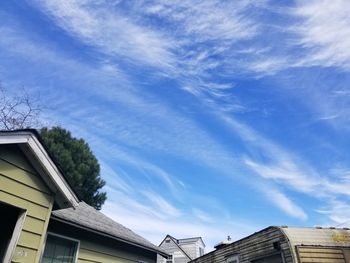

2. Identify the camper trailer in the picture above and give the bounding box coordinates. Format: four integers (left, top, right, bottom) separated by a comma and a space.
190, 226, 350, 263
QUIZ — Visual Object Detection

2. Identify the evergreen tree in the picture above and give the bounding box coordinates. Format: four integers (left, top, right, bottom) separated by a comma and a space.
40, 127, 106, 210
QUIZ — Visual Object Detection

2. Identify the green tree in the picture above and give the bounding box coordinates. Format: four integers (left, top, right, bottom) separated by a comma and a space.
40, 127, 107, 210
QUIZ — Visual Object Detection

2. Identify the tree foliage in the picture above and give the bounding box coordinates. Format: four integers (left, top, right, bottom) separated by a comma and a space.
40, 127, 107, 210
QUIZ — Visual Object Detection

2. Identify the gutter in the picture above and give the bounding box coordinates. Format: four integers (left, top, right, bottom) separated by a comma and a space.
51, 216, 169, 258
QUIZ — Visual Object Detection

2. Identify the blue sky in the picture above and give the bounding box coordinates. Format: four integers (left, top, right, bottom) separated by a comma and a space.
1, 0, 350, 250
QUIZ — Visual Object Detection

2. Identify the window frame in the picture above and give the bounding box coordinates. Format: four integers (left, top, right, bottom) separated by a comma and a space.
166, 254, 173, 263
2, 202, 27, 263
40, 232, 80, 263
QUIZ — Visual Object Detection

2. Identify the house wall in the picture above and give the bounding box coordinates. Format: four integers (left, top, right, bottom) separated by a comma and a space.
157, 239, 190, 263
158, 238, 190, 263
47, 219, 158, 263
180, 240, 204, 259
190, 227, 293, 263
0, 145, 54, 263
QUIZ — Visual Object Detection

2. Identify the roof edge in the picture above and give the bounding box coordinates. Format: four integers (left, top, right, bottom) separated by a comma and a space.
0, 129, 79, 208
51, 216, 169, 257
169, 235, 192, 260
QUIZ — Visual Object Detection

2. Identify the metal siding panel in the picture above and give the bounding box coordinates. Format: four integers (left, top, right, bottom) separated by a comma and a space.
297, 247, 346, 263
191, 228, 289, 263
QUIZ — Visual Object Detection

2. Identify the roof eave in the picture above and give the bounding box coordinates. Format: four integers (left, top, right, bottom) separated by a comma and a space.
51, 216, 169, 258
0, 131, 79, 208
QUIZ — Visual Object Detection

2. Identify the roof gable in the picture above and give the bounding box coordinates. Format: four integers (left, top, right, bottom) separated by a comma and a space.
159, 235, 193, 260
0, 130, 79, 208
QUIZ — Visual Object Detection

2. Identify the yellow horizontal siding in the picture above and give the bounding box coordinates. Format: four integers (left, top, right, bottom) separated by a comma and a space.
0, 145, 36, 174
11, 245, 38, 263
0, 159, 50, 194
0, 175, 51, 207
0, 191, 49, 220
78, 248, 134, 263
17, 230, 42, 250
298, 247, 346, 263
80, 239, 153, 263
22, 215, 46, 235
78, 259, 101, 263
299, 252, 344, 259
0, 146, 55, 263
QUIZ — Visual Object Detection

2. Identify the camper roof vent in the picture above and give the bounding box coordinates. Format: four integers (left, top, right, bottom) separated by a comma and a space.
214, 236, 233, 250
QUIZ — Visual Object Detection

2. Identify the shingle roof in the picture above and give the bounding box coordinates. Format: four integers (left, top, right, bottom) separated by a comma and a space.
52, 202, 168, 257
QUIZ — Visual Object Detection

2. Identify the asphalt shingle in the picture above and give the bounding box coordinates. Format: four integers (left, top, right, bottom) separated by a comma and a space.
52, 202, 167, 256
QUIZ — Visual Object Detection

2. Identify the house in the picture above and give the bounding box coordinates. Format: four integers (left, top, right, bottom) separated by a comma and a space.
157, 235, 205, 263
190, 226, 350, 263
0, 129, 168, 263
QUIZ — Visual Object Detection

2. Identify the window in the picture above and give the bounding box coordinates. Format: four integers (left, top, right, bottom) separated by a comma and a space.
166, 255, 173, 263
226, 255, 240, 263
165, 239, 170, 243
251, 254, 283, 263
41, 233, 79, 263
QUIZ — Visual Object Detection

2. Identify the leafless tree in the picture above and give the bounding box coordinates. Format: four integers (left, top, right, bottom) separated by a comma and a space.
0, 86, 42, 130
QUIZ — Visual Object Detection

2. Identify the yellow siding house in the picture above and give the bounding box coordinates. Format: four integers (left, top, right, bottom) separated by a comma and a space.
0, 130, 167, 263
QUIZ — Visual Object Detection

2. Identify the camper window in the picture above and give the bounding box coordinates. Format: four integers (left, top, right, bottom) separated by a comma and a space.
226, 254, 240, 263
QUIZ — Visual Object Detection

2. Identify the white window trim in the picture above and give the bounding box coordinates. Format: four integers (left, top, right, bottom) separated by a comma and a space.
3, 208, 27, 263
40, 232, 80, 263
226, 254, 240, 263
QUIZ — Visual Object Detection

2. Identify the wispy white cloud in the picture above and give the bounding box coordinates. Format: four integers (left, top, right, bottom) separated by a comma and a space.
32, 0, 176, 69
4, 0, 350, 232
142, 191, 182, 218
264, 188, 307, 220
102, 198, 260, 251
31, 0, 267, 108
316, 200, 350, 227
192, 208, 214, 223
141, 0, 259, 41
292, 0, 350, 70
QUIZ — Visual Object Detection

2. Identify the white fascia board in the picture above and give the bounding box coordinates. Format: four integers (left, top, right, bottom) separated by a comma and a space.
27, 134, 79, 207
0, 131, 79, 208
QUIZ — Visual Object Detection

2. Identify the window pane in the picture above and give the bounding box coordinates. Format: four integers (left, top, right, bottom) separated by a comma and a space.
42, 235, 78, 263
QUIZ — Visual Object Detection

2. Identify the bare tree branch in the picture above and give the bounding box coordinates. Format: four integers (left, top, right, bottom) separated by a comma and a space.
0, 85, 42, 130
